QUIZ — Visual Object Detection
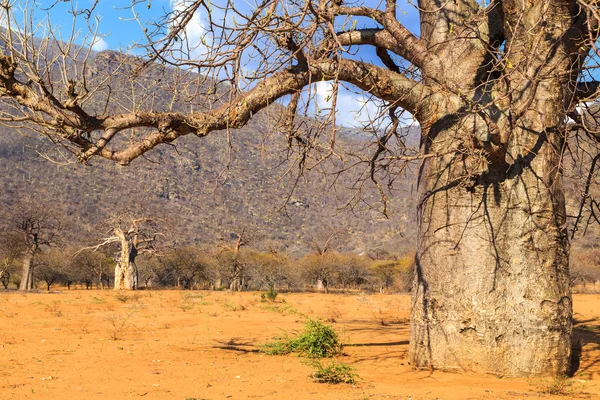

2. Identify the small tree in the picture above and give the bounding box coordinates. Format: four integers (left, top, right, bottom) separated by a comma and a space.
7, 201, 61, 291
0, 234, 21, 289
35, 248, 67, 291
333, 254, 371, 290
300, 252, 337, 293
73, 248, 116, 289
250, 250, 290, 292
158, 246, 209, 289
214, 229, 253, 291
370, 254, 414, 293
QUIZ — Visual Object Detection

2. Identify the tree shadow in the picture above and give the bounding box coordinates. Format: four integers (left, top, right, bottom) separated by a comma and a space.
212, 337, 260, 353
345, 340, 409, 347
571, 318, 600, 376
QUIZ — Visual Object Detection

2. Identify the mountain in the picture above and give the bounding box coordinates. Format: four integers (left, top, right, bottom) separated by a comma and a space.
0, 51, 421, 255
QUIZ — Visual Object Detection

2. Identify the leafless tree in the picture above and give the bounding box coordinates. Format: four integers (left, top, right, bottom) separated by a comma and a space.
4, 200, 61, 291
35, 248, 67, 291
157, 246, 209, 289
2, 0, 600, 376
0, 235, 20, 289
72, 247, 115, 289
82, 215, 162, 290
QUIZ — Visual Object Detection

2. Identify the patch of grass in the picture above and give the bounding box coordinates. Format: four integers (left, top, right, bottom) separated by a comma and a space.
90, 296, 106, 304
260, 304, 298, 315
114, 293, 139, 303
44, 301, 63, 317
182, 292, 207, 300
260, 318, 342, 358
543, 376, 574, 396
179, 302, 194, 312
308, 359, 358, 384
221, 301, 245, 312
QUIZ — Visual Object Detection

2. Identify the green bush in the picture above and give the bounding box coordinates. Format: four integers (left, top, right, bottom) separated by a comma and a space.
260, 318, 342, 358
261, 286, 278, 302
309, 359, 358, 384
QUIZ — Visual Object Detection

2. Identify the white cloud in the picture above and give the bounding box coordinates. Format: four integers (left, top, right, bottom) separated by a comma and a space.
91, 37, 109, 52
169, 0, 211, 57
313, 82, 383, 127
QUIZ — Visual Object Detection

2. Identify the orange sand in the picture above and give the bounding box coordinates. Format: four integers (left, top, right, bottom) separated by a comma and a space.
1, 290, 598, 399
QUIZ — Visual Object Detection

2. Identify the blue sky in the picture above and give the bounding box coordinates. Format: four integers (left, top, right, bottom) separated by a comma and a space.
30, 1, 420, 51
23, 0, 421, 126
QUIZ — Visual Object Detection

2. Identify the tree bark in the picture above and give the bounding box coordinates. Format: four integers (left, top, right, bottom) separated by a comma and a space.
410, 114, 571, 377
19, 247, 35, 291
114, 237, 139, 290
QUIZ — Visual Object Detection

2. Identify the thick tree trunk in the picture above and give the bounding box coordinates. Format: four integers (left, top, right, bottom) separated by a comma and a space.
19, 248, 35, 291
114, 259, 138, 290
114, 239, 139, 290
410, 114, 571, 377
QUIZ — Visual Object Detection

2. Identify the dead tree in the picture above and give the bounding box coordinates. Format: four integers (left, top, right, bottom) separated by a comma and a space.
3, 0, 600, 376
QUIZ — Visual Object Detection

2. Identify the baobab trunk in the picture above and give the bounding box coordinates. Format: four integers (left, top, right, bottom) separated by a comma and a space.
114, 237, 139, 290
19, 247, 35, 291
407, 0, 579, 377
410, 102, 571, 377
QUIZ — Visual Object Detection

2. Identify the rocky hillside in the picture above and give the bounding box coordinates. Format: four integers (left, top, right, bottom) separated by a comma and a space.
0, 49, 421, 254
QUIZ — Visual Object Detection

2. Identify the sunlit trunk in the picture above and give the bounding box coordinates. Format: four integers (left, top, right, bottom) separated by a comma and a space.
19, 247, 35, 291
410, 110, 571, 376
114, 238, 138, 290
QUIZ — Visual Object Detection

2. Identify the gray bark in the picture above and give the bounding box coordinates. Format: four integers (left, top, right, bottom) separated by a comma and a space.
114, 237, 139, 290
19, 248, 35, 291
409, 113, 571, 377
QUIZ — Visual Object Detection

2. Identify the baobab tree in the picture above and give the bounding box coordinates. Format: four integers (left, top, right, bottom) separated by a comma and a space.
83, 215, 162, 290
1, 0, 600, 377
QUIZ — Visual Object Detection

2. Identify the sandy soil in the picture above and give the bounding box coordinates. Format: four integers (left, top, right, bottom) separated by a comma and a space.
0, 290, 598, 400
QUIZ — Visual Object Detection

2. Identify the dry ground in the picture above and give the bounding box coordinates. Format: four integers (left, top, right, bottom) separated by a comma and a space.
0, 290, 599, 399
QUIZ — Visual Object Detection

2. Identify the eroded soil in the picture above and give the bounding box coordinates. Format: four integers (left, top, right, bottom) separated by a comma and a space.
1, 290, 599, 399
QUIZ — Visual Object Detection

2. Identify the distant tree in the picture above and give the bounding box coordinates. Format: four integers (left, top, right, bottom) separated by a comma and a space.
241, 248, 289, 291
6, 201, 61, 291
214, 229, 253, 291
571, 248, 600, 290
370, 254, 414, 293
71, 247, 115, 289
158, 246, 209, 289
0, 234, 21, 289
82, 215, 162, 290
35, 248, 67, 291
299, 252, 336, 293
333, 254, 370, 290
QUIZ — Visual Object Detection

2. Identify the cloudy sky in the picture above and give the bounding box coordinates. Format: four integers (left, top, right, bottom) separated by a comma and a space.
22, 0, 421, 127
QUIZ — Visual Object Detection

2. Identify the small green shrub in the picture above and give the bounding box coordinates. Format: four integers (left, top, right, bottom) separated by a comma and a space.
260, 318, 342, 358
309, 359, 358, 384
261, 286, 278, 302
